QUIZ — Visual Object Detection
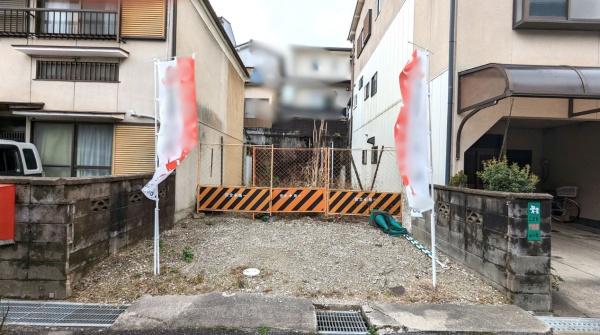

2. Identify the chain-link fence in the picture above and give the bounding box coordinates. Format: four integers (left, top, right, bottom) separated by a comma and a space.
197, 144, 402, 193
329, 147, 402, 193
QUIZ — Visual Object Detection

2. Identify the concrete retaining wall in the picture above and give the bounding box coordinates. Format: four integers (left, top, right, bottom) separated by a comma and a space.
411, 185, 552, 312
0, 174, 175, 299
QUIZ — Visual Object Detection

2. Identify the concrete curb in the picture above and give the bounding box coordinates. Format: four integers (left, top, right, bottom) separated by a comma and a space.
363, 303, 552, 334
109, 293, 317, 334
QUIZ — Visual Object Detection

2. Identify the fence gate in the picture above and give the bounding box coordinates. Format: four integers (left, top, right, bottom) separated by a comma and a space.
196, 144, 403, 217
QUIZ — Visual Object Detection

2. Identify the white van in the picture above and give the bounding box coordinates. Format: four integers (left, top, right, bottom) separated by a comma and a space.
0, 140, 43, 176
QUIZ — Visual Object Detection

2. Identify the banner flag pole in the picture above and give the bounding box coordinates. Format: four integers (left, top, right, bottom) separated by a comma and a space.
152, 59, 160, 276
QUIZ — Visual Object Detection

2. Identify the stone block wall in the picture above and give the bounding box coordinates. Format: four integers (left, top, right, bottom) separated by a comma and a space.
0, 174, 175, 299
411, 185, 552, 312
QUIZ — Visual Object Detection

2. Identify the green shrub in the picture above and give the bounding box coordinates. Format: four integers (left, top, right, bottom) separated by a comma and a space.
450, 170, 468, 187
476, 159, 539, 193
182, 247, 194, 263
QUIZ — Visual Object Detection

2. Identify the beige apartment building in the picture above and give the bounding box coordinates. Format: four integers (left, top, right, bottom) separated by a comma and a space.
349, 0, 600, 223
0, 0, 248, 219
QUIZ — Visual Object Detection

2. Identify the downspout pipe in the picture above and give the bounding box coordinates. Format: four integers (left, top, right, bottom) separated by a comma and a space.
445, 0, 457, 184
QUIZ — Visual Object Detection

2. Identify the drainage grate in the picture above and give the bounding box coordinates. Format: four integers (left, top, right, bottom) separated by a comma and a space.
316, 310, 368, 335
0, 300, 129, 327
536, 316, 600, 333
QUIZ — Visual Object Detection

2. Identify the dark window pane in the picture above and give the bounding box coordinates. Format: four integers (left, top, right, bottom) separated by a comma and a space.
371, 146, 379, 164
529, 0, 566, 17
371, 72, 378, 96
22, 148, 37, 170
362, 150, 367, 165
0, 146, 22, 175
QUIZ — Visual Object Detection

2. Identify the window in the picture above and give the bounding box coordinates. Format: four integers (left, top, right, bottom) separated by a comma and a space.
36, 61, 119, 82
33, 122, 113, 177
353, 94, 357, 109
363, 9, 372, 46
0, 145, 22, 175
120, 0, 167, 39
361, 150, 367, 165
22, 149, 38, 170
371, 146, 379, 164
529, 0, 566, 17
358, 76, 363, 89
376, 0, 381, 17
364, 82, 370, 100
356, 29, 364, 56
244, 98, 270, 118
371, 72, 378, 96
514, 0, 600, 30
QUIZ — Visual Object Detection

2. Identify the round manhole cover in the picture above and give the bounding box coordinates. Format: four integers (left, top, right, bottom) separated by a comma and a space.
243, 268, 260, 277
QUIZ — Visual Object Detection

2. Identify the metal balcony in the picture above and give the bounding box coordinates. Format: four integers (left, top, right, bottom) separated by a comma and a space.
0, 8, 118, 39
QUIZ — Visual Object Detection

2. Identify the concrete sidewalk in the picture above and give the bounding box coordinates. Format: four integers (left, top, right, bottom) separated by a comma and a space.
363, 303, 550, 334
107, 293, 549, 334
3, 293, 551, 334
551, 223, 600, 317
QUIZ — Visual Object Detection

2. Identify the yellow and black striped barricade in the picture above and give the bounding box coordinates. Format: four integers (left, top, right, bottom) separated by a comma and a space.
327, 190, 402, 216
270, 188, 326, 213
197, 186, 271, 213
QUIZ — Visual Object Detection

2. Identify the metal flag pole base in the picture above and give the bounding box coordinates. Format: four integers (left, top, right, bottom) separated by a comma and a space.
153, 198, 160, 275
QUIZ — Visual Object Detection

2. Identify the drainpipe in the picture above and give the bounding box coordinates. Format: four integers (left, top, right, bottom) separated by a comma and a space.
445, 0, 457, 184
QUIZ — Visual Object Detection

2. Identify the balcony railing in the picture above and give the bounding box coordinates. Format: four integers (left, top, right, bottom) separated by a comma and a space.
0, 8, 118, 39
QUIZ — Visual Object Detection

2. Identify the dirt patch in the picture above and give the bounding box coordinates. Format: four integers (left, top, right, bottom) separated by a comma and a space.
70, 215, 508, 305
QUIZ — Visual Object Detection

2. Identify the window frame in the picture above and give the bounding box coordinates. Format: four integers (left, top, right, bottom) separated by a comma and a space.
364, 82, 370, 101
32, 121, 113, 177
35, 60, 120, 83
376, 0, 381, 18
514, 0, 600, 30
371, 72, 378, 97
371, 146, 379, 164
361, 149, 367, 165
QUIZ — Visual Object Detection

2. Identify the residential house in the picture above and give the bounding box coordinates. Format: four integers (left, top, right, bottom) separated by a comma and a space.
238, 41, 351, 147
0, 0, 249, 220
347, 0, 413, 192
348, 0, 600, 223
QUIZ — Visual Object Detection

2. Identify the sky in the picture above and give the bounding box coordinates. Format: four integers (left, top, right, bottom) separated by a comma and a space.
210, 0, 355, 49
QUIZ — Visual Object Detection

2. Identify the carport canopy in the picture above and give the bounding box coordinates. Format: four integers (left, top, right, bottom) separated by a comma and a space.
458, 64, 600, 113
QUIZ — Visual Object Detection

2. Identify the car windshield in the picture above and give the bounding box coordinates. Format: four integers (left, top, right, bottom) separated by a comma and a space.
0, 145, 23, 175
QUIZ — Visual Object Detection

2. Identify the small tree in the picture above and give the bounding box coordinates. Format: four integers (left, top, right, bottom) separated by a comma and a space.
477, 158, 539, 193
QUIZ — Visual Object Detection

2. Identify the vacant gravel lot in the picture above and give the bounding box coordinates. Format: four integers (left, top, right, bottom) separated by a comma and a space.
70, 215, 507, 305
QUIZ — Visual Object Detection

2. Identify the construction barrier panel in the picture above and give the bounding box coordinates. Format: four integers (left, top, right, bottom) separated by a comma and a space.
327, 190, 402, 216
197, 186, 271, 213
271, 188, 326, 213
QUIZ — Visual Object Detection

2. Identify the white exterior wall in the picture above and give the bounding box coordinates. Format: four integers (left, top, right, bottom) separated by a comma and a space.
429, 71, 448, 185
350, 0, 414, 192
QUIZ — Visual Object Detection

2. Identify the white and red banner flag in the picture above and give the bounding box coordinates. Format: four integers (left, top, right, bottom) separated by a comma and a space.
142, 56, 198, 200
394, 49, 433, 214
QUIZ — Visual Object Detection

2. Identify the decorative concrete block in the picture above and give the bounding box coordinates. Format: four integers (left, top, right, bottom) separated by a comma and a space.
507, 255, 550, 276
511, 293, 552, 312
0, 260, 28, 279
29, 204, 71, 224
15, 184, 31, 204
484, 197, 508, 215
30, 184, 65, 204
0, 279, 67, 299
507, 273, 551, 294
27, 262, 67, 280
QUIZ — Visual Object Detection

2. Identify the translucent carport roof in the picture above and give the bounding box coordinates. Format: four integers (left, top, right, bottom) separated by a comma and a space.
458, 64, 600, 113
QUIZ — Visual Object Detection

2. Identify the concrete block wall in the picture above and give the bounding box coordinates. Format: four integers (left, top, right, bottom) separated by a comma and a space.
0, 174, 175, 299
411, 185, 552, 312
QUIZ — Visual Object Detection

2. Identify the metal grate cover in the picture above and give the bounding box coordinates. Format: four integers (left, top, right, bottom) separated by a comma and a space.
0, 300, 128, 327
316, 310, 368, 335
537, 316, 600, 333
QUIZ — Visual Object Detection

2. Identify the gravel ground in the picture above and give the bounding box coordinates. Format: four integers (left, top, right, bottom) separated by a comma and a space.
70, 215, 508, 305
